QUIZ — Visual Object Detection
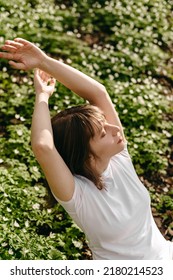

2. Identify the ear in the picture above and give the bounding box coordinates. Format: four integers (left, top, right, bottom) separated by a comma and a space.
88, 153, 97, 171
88, 153, 95, 161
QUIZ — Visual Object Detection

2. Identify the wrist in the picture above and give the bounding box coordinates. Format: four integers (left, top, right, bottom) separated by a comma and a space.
39, 54, 51, 71
35, 91, 50, 102
35, 50, 49, 70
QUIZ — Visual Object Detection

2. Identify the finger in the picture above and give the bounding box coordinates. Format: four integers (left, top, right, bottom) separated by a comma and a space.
9, 60, 25, 70
4, 40, 23, 48
0, 52, 14, 59
14, 38, 33, 47
48, 76, 56, 85
34, 68, 41, 79
34, 69, 44, 84
34, 68, 39, 76
1, 45, 18, 53
50, 78, 56, 86
38, 70, 46, 81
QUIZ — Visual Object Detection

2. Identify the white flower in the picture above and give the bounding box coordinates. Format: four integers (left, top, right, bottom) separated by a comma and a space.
23, 249, 29, 254
162, 130, 171, 137
123, 109, 128, 114
76, 33, 81, 38
151, 133, 156, 139
137, 109, 143, 115
17, 129, 23, 136
20, 116, 25, 121
109, 74, 114, 81
23, 77, 28, 83
32, 203, 40, 210
34, 186, 39, 191
131, 78, 136, 83
66, 31, 73, 36
53, 105, 58, 110
73, 240, 83, 249
137, 96, 145, 105
151, 84, 156, 89
8, 249, 14, 255
25, 221, 29, 228
14, 221, 20, 227
60, 4, 66, 9
32, 166, 39, 172
66, 58, 72, 64
15, 114, 20, 119
147, 140, 153, 145
11, 77, 17, 82
0, 37, 4, 43
93, 63, 99, 70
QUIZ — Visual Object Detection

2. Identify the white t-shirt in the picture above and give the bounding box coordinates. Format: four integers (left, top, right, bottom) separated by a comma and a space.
54, 143, 173, 259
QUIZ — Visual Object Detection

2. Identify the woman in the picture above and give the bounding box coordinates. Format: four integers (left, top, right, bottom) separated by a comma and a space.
0, 38, 172, 259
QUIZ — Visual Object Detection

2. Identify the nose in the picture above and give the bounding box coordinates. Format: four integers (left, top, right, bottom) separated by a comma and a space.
105, 123, 120, 136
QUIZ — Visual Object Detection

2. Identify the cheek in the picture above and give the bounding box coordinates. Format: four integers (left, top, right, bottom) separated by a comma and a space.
89, 140, 100, 155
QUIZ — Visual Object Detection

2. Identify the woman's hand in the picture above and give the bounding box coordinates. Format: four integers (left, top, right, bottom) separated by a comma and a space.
0, 38, 47, 70
34, 69, 56, 97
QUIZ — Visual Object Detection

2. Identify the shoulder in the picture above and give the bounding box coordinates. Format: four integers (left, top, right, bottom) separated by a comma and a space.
52, 175, 89, 213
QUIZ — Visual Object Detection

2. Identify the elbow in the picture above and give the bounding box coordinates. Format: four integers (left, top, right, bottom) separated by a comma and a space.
90, 84, 108, 103
31, 141, 53, 160
96, 85, 110, 102
97, 83, 107, 95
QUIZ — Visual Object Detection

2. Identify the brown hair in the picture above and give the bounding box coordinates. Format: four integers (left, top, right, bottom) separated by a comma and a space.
51, 104, 105, 189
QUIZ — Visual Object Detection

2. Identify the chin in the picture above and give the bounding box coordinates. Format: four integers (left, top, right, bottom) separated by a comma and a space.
119, 140, 125, 150
114, 141, 125, 155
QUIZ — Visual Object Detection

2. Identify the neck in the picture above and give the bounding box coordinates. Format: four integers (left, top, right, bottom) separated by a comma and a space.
91, 155, 110, 175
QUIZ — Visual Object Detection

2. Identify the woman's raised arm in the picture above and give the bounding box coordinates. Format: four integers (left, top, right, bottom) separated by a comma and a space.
32, 69, 75, 201
0, 38, 125, 139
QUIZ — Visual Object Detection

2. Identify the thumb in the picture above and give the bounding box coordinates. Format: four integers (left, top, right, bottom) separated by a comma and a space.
34, 68, 39, 77
34, 68, 39, 82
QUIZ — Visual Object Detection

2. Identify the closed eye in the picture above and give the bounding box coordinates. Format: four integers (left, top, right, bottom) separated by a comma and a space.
101, 130, 106, 138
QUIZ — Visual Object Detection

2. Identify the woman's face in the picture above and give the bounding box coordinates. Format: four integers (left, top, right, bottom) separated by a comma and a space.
89, 121, 125, 161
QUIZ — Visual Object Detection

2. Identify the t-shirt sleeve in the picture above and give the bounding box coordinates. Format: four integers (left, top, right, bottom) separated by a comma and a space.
51, 176, 85, 214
